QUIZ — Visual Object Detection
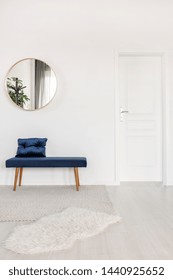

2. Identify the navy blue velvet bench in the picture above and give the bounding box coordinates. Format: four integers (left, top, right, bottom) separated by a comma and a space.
6, 157, 87, 191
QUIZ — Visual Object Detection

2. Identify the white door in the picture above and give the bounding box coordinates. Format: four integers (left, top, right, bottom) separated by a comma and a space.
119, 55, 162, 181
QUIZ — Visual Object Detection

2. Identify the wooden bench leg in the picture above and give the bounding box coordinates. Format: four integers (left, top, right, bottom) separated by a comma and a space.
14, 168, 19, 191
74, 167, 80, 191
19, 168, 23, 186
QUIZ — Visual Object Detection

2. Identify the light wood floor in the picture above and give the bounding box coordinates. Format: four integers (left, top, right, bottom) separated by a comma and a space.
0, 183, 173, 260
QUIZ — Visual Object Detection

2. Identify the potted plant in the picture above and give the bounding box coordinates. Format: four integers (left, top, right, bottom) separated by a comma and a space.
7, 77, 30, 108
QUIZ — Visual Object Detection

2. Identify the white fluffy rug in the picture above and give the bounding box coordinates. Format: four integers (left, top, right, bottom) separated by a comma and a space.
4, 207, 121, 254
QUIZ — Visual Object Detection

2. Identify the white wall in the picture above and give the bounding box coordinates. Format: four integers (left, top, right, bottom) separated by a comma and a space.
1, 0, 173, 185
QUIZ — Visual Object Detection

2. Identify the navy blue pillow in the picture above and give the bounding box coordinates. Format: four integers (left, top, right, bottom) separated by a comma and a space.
16, 138, 47, 157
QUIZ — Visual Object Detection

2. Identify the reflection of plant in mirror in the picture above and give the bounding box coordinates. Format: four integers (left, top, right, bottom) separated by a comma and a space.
7, 77, 30, 108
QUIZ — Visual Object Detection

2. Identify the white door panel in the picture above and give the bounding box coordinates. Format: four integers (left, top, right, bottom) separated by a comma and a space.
120, 55, 162, 181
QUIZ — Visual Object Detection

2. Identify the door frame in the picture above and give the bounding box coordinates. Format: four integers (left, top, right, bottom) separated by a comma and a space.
114, 52, 170, 185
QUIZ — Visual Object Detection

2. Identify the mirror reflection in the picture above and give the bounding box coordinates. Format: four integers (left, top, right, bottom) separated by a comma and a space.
6, 58, 57, 110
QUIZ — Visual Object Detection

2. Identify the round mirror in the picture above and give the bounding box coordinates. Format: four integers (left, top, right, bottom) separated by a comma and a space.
5, 58, 57, 110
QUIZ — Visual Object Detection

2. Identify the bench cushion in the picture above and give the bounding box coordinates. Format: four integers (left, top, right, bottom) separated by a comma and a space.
16, 138, 47, 158
6, 157, 87, 168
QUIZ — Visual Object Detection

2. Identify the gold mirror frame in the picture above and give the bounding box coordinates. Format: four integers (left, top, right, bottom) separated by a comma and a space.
5, 58, 57, 111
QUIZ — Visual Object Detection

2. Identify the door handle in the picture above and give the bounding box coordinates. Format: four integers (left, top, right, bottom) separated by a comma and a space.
120, 107, 129, 121
120, 107, 129, 114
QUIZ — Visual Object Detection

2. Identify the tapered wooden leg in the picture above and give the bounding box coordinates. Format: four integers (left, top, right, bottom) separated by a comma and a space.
14, 168, 19, 191
74, 167, 80, 191
19, 168, 23, 186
